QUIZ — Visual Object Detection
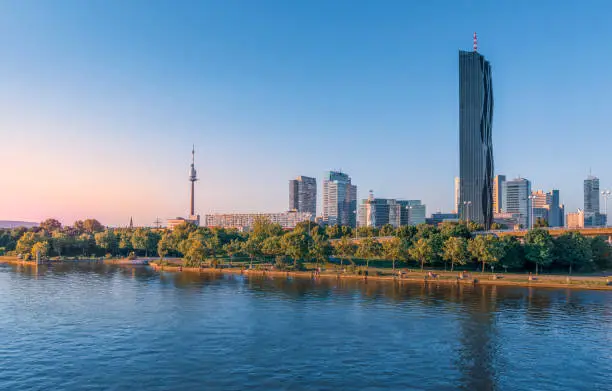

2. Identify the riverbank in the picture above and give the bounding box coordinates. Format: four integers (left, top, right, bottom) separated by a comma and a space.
148, 262, 612, 291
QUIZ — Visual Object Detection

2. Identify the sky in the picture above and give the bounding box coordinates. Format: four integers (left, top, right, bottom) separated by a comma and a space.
1, 0, 611, 227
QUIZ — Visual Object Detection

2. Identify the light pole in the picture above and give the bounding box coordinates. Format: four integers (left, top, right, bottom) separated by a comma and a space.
602, 190, 611, 227
463, 201, 472, 223
528, 195, 536, 229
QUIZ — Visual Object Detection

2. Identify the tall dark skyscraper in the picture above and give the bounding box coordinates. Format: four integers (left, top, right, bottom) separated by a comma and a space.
289, 176, 317, 216
459, 33, 494, 229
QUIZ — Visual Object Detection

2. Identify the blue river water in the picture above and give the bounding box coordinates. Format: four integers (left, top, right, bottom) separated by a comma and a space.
0, 262, 610, 391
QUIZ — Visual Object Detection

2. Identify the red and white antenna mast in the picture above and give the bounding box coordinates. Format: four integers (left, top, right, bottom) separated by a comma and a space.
473, 32, 478, 52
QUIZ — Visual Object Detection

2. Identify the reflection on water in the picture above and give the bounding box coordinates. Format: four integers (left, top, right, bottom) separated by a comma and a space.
0, 263, 610, 391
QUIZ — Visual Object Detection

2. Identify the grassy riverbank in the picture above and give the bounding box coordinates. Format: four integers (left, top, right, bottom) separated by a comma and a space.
148, 262, 612, 291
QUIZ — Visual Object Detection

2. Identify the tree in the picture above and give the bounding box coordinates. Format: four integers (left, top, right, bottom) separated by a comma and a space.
31, 241, 49, 260
16, 232, 41, 255
184, 239, 206, 267
252, 217, 283, 239
442, 236, 469, 271
51, 231, 69, 257
95, 230, 118, 255
357, 226, 378, 238
261, 236, 283, 260
310, 234, 332, 266
325, 225, 342, 239
83, 219, 104, 234
224, 239, 245, 265
395, 225, 417, 241
415, 224, 439, 240
157, 232, 172, 260
131, 228, 157, 257
379, 224, 396, 237
382, 237, 407, 272
499, 236, 524, 271
524, 228, 554, 274
468, 235, 504, 273
242, 236, 263, 268
281, 230, 310, 268
439, 222, 471, 239
333, 236, 356, 267
40, 218, 62, 232
408, 238, 434, 271
590, 236, 612, 270
118, 231, 134, 256
355, 237, 382, 269
554, 232, 592, 274
77, 233, 94, 256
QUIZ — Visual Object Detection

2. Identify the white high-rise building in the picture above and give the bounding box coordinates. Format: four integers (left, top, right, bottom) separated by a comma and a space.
503, 178, 531, 228
453, 177, 460, 214
322, 171, 357, 227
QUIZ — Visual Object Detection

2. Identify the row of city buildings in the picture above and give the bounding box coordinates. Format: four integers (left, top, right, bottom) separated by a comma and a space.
167, 35, 608, 232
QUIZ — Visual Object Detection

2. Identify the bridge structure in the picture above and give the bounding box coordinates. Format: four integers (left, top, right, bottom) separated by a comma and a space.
332, 227, 612, 244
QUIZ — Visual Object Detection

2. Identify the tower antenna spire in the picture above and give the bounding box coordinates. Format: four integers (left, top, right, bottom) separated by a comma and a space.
473, 32, 478, 52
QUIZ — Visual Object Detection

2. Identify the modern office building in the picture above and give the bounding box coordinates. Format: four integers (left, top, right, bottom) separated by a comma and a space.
453, 177, 460, 214
358, 193, 426, 228
289, 176, 317, 216
503, 178, 531, 228
531, 190, 549, 226
584, 175, 604, 227
546, 189, 563, 227
358, 192, 395, 228
399, 200, 427, 226
322, 171, 357, 227
566, 209, 585, 229
459, 34, 494, 229
428, 212, 459, 226
204, 211, 313, 231
492, 175, 506, 213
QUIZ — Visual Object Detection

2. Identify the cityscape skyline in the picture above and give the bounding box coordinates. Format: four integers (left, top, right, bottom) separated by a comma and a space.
1, 1, 611, 226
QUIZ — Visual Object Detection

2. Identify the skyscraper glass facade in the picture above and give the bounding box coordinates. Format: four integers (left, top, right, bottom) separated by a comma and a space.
322, 171, 357, 227
459, 49, 494, 229
289, 176, 317, 216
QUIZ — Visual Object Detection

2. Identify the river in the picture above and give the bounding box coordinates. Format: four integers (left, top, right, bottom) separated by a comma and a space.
0, 262, 610, 390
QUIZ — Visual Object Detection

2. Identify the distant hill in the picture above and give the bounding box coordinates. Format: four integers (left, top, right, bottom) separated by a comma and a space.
0, 220, 38, 229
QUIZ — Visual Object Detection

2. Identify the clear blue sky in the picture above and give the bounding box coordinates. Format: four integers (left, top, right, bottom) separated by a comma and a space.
1, 0, 611, 226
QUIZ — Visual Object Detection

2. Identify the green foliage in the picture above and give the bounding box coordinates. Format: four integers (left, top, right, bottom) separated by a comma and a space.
325, 225, 342, 239
94, 230, 118, 254
442, 236, 469, 271
310, 234, 332, 265
554, 232, 592, 274
332, 236, 356, 266
16, 232, 42, 255
40, 218, 62, 232
280, 230, 310, 266
379, 224, 396, 237
408, 238, 434, 270
590, 236, 612, 270
395, 225, 417, 241
439, 222, 471, 239
468, 235, 504, 272
524, 228, 554, 274
184, 239, 206, 267
355, 237, 382, 268
261, 236, 283, 258
499, 236, 524, 270
31, 241, 50, 259
381, 236, 408, 271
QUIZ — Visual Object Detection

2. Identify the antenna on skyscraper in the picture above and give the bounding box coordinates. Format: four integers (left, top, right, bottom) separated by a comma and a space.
473, 32, 478, 52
